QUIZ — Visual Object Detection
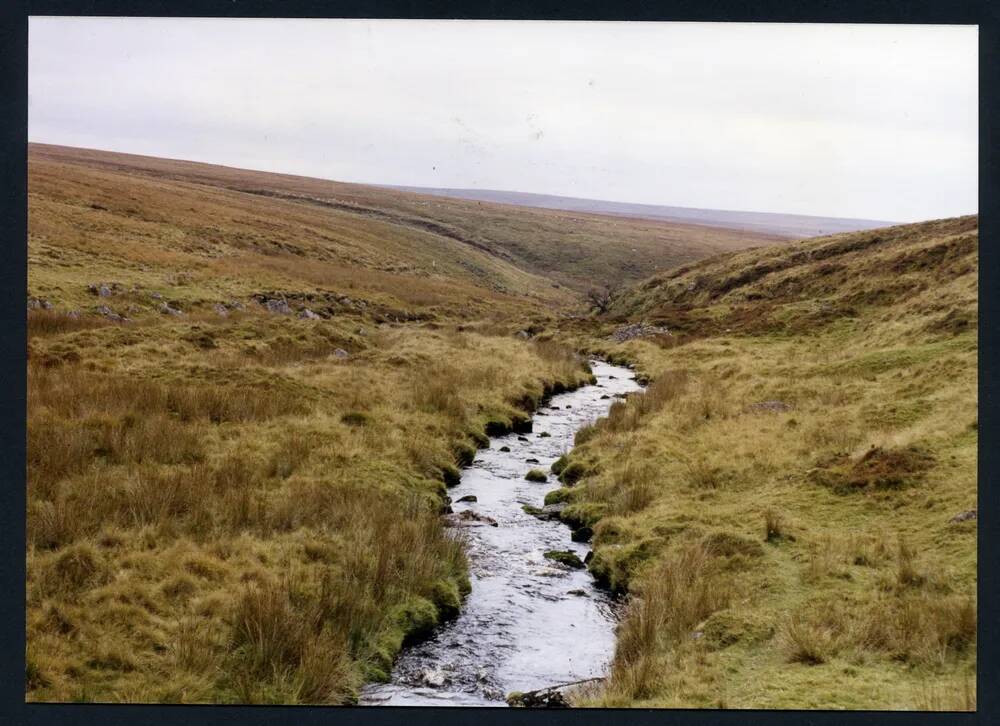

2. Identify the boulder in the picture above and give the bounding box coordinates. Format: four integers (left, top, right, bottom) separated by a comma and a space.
27, 297, 53, 311
456, 495, 478, 503
212, 303, 229, 317
95, 305, 126, 322
422, 668, 449, 688
158, 302, 184, 316
333, 348, 350, 359
507, 678, 604, 708
543, 550, 585, 569
87, 283, 113, 298
950, 509, 977, 524
444, 510, 498, 528
524, 502, 569, 520
264, 298, 293, 314
299, 308, 322, 320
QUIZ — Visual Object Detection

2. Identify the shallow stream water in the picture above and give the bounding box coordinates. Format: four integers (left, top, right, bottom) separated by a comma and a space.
360, 360, 641, 706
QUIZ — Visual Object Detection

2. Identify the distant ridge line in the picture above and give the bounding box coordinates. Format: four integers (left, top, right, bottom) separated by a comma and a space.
381, 185, 897, 239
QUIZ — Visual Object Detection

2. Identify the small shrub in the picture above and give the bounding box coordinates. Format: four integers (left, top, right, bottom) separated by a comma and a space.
340, 411, 370, 427
764, 509, 788, 543
783, 610, 837, 665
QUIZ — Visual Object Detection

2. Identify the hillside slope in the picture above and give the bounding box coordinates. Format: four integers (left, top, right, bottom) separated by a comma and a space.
29, 144, 782, 294
26, 147, 608, 703
552, 216, 977, 709
385, 185, 896, 238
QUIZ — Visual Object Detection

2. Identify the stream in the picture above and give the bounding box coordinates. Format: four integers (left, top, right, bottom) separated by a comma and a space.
360, 360, 641, 707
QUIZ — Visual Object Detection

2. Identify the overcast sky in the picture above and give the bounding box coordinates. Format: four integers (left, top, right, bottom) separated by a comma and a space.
29, 19, 977, 222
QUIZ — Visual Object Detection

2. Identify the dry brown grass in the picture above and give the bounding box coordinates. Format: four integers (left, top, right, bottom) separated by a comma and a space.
605, 540, 733, 702
26, 145, 604, 703
566, 217, 976, 709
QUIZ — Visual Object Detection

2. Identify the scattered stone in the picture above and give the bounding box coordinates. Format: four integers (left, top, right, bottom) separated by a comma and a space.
507, 678, 604, 708
749, 400, 793, 413
567, 589, 587, 597
539, 503, 567, 520
94, 305, 126, 322
149, 291, 163, 300
550, 406, 560, 410
229, 300, 246, 311
158, 302, 184, 316
525, 458, 540, 464
600, 394, 610, 399
333, 348, 350, 359
298, 308, 322, 320
538, 431, 551, 438
66, 310, 81, 319
444, 510, 499, 528
543, 550, 585, 569
263, 298, 293, 314
950, 509, 977, 524
87, 283, 113, 298
456, 495, 478, 503
499, 446, 511, 453
482, 686, 505, 701
517, 436, 530, 443
212, 303, 229, 317
609, 322, 671, 342
26, 297, 53, 310
516, 330, 530, 339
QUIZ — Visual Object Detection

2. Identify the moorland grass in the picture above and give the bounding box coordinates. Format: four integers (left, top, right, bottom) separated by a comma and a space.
560, 217, 977, 710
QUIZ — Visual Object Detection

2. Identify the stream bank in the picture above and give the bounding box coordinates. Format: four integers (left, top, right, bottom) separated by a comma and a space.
360, 360, 640, 706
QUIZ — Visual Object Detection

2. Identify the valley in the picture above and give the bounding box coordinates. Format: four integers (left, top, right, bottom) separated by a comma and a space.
26, 145, 976, 710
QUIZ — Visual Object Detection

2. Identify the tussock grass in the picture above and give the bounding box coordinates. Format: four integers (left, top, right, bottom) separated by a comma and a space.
568, 217, 977, 709
27, 151, 596, 703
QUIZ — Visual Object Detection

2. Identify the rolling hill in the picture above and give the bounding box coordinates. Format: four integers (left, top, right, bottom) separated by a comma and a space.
25, 142, 976, 709
553, 215, 978, 709
383, 185, 897, 238
28, 144, 783, 298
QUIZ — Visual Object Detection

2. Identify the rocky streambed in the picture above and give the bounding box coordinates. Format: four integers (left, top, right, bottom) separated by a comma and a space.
360, 360, 641, 707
